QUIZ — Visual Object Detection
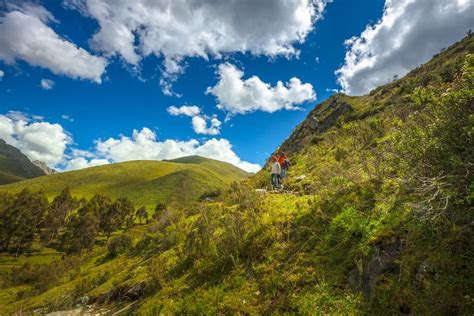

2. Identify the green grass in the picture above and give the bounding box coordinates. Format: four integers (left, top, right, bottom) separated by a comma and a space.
0, 156, 248, 208
0, 247, 62, 273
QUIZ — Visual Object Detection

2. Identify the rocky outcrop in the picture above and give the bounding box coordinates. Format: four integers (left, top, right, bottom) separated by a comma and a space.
348, 237, 403, 299
32, 160, 57, 175
277, 94, 353, 156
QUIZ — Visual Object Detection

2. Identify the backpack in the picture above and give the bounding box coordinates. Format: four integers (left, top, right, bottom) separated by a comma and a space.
282, 159, 291, 169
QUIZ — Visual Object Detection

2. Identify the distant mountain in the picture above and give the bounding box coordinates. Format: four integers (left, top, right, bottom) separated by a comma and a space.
0, 156, 249, 207
0, 139, 45, 184
32, 160, 57, 175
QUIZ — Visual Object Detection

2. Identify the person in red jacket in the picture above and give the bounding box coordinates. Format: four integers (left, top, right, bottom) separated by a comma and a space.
278, 151, 291, 180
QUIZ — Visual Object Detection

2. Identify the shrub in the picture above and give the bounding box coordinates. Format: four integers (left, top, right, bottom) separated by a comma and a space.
199, 189, 222, 201
107, 234, 133, 257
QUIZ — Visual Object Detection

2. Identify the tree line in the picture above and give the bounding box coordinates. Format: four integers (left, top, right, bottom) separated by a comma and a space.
0, 188, 161, 256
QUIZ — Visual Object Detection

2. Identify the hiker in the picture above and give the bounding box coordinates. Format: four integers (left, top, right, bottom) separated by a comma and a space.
278, 151, 291, 180
270, 156, 281, 190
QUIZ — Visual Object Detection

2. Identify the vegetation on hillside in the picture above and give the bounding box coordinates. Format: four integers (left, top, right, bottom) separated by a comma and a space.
0, 157, 248, 208
0, 188, 154, 257
0, 35, 472, 314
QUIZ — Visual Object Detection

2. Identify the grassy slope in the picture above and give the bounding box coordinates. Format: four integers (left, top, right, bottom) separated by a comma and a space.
0, 157, 248, 208
0, 36, 472, 315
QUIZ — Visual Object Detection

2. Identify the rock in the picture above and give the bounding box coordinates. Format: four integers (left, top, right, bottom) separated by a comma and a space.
123, 281, 146, 301
75, 295, 89, 307
295, 175, 306, 181
32, 160, 57, 175
264, 94, 353, 167
92, 281, 146, 304
278, 95, 353, 155
348, 237, 403, 299
414, 260, 439, 289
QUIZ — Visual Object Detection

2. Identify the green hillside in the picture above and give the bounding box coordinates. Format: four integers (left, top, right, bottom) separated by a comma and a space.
0, 35, 472, 315
0, 139, 45, 184
0, 157, 248, 207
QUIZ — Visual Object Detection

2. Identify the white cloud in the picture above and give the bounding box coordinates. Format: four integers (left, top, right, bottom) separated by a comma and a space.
167, 105, 221, 135
64, 157, 109, 171
0, 111, 257, 172
0, 112, 71, 166
0, 70, 4, 80
91, 128, 260, 172
336, 0, 474, 95
167, 105, 201, 117
0, 4, 108, 83
41, 78, 55, 90
61, 114, 74, 122
207, 63, 316, 115
68, 0, 327, 92
192, 116, 222, 135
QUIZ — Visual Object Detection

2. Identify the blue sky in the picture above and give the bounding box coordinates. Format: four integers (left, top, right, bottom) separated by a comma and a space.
0, 0, 472, 172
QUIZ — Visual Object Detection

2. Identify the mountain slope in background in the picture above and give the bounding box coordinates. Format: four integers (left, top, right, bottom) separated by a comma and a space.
0, 156, 248, 207
0, 139, 46, 184
32, 160, 57, 175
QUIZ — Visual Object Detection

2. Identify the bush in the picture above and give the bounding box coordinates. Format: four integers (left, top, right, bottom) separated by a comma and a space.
107, 234, 133, 257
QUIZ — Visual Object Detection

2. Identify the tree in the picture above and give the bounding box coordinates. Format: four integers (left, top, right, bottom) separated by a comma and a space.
115, 197, 136, 232
136, 206, 148, 224
99, 197, 135, 239
0, 189, 48, 256
62, 205, 99, 254
153, 202, 167, 220
40, 188, 77, 244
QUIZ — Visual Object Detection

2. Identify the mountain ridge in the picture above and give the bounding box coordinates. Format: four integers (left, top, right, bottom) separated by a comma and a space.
0, 138, 46, 184
0, 156, 249, 207
276, 32, 474, 159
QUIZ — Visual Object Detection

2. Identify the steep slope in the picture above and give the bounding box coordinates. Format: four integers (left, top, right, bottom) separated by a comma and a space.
0, 139, 45, 184
32, 160, 57, 175
250, 34, 474, 313
0, 157, 248, 207
277, 32, 474, 157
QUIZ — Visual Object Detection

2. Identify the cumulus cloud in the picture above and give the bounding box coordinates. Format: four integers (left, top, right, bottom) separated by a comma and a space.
40, 79, 55, 90
0, 112, 71, 166
90, 128, 260, 172
64, 157, 109, 171
0, 4, 108, 83
167, 105, 201, 117
167, 105, 222, 135
336, 0, 474, 95
67, 0, 327, 92
207, 63, 316, 115
0, 111, 256, 172
192, 116, 222, 135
